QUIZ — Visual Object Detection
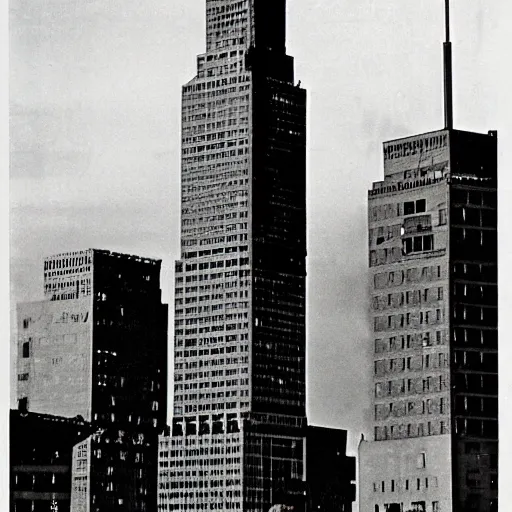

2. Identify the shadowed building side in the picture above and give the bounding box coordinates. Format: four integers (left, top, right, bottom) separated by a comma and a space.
10, 407, 95, 512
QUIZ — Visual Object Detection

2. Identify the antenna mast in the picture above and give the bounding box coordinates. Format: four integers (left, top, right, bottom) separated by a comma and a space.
443, 0, 454, 129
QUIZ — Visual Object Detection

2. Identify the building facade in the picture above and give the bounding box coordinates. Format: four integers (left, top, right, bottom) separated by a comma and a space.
161, 1, 307, 511
10, 407, 94, 512
359, 129, 498, 512
16, 249, 168, 512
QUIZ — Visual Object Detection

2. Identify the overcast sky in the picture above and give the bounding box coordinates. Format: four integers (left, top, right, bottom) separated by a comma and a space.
8, 0, 512, 464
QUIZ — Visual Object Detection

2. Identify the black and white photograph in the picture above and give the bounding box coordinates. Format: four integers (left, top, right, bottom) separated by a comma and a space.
5, 0, 511, 511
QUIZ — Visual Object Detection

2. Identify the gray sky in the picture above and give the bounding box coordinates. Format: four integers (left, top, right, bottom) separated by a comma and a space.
9, 0, 512, 462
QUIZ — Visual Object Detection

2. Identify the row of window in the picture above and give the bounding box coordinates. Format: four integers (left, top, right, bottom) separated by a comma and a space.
174, 379, 249, 395
374, 309, 444, 332
374, 265, 442, 289
182, 213, 248, 228
373, 287, 443, 311
370, 235, 437, 266
183, 73, 248, 94
375, 375, 448, 398
176, 313, 248, 327
182, 245, 247, 261
374, 352, 448, 376
176, 368, 248, 380
175, 322, 250, 337
182, 199, 249, 218
174, 390, 249, 403
44, 253, 91, 270
376, 331, 446, 353
374, 396, 447, 420
374, 477, 438, 494
370, 198, 426, 222
182, 258, 249, 273
374, 420, 449, 441
177, 282, 247, 295
174, 356, 249, 370
182, 233, 249, 248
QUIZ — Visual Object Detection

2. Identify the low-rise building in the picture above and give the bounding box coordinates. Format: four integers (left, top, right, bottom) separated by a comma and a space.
305, 426, 356, 512
10, 405, 94, 512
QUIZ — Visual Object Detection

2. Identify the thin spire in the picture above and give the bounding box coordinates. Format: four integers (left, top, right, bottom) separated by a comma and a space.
443, 0, 454, 129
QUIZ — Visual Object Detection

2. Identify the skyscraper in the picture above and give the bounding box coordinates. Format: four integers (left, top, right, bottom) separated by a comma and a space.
359, 3, 498, 512
161, 1, 307, 511
16, 249, 168, 511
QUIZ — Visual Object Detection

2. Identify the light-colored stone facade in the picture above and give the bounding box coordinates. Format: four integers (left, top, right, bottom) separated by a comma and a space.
359, 435, 453, 512
368, 130, 451, 443
17, 297, 93, 421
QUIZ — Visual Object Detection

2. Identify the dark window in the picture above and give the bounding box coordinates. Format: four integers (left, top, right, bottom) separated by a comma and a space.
22, 342, 30, 358
416, 199, 426, 213
403, 235, 434, 254
404, 201, 415, 215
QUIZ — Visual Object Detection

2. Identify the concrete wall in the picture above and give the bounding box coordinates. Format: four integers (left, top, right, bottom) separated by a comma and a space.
359, 435, 452, 512
17, 298, 93, 420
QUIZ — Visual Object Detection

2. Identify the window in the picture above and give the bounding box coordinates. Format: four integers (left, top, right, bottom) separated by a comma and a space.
417, 452, 426, 468
439, 208, 447, 225
416, 199, 426, 213
403, 235, 434, 254
22, 342, 30, 358
404, 199, 426, 215
404, 201, 415, 215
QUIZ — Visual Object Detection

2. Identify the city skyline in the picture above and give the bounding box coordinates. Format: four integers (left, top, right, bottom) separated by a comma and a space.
9, 0, 512, 469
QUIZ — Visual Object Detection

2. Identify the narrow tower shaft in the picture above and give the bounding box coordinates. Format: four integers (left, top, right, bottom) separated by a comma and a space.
443, 0, 454, 129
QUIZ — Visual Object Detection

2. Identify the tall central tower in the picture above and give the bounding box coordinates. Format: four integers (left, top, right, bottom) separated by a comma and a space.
162, 1, 308, 511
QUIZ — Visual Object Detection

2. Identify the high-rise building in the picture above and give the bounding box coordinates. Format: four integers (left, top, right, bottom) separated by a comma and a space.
16, 249, 168, 512
161, 1, 307, 511
359, 4, 498, 512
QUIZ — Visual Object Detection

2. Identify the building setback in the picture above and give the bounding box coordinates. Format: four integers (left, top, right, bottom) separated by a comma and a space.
160, 1, 307, 511
16, 249, 168, 512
